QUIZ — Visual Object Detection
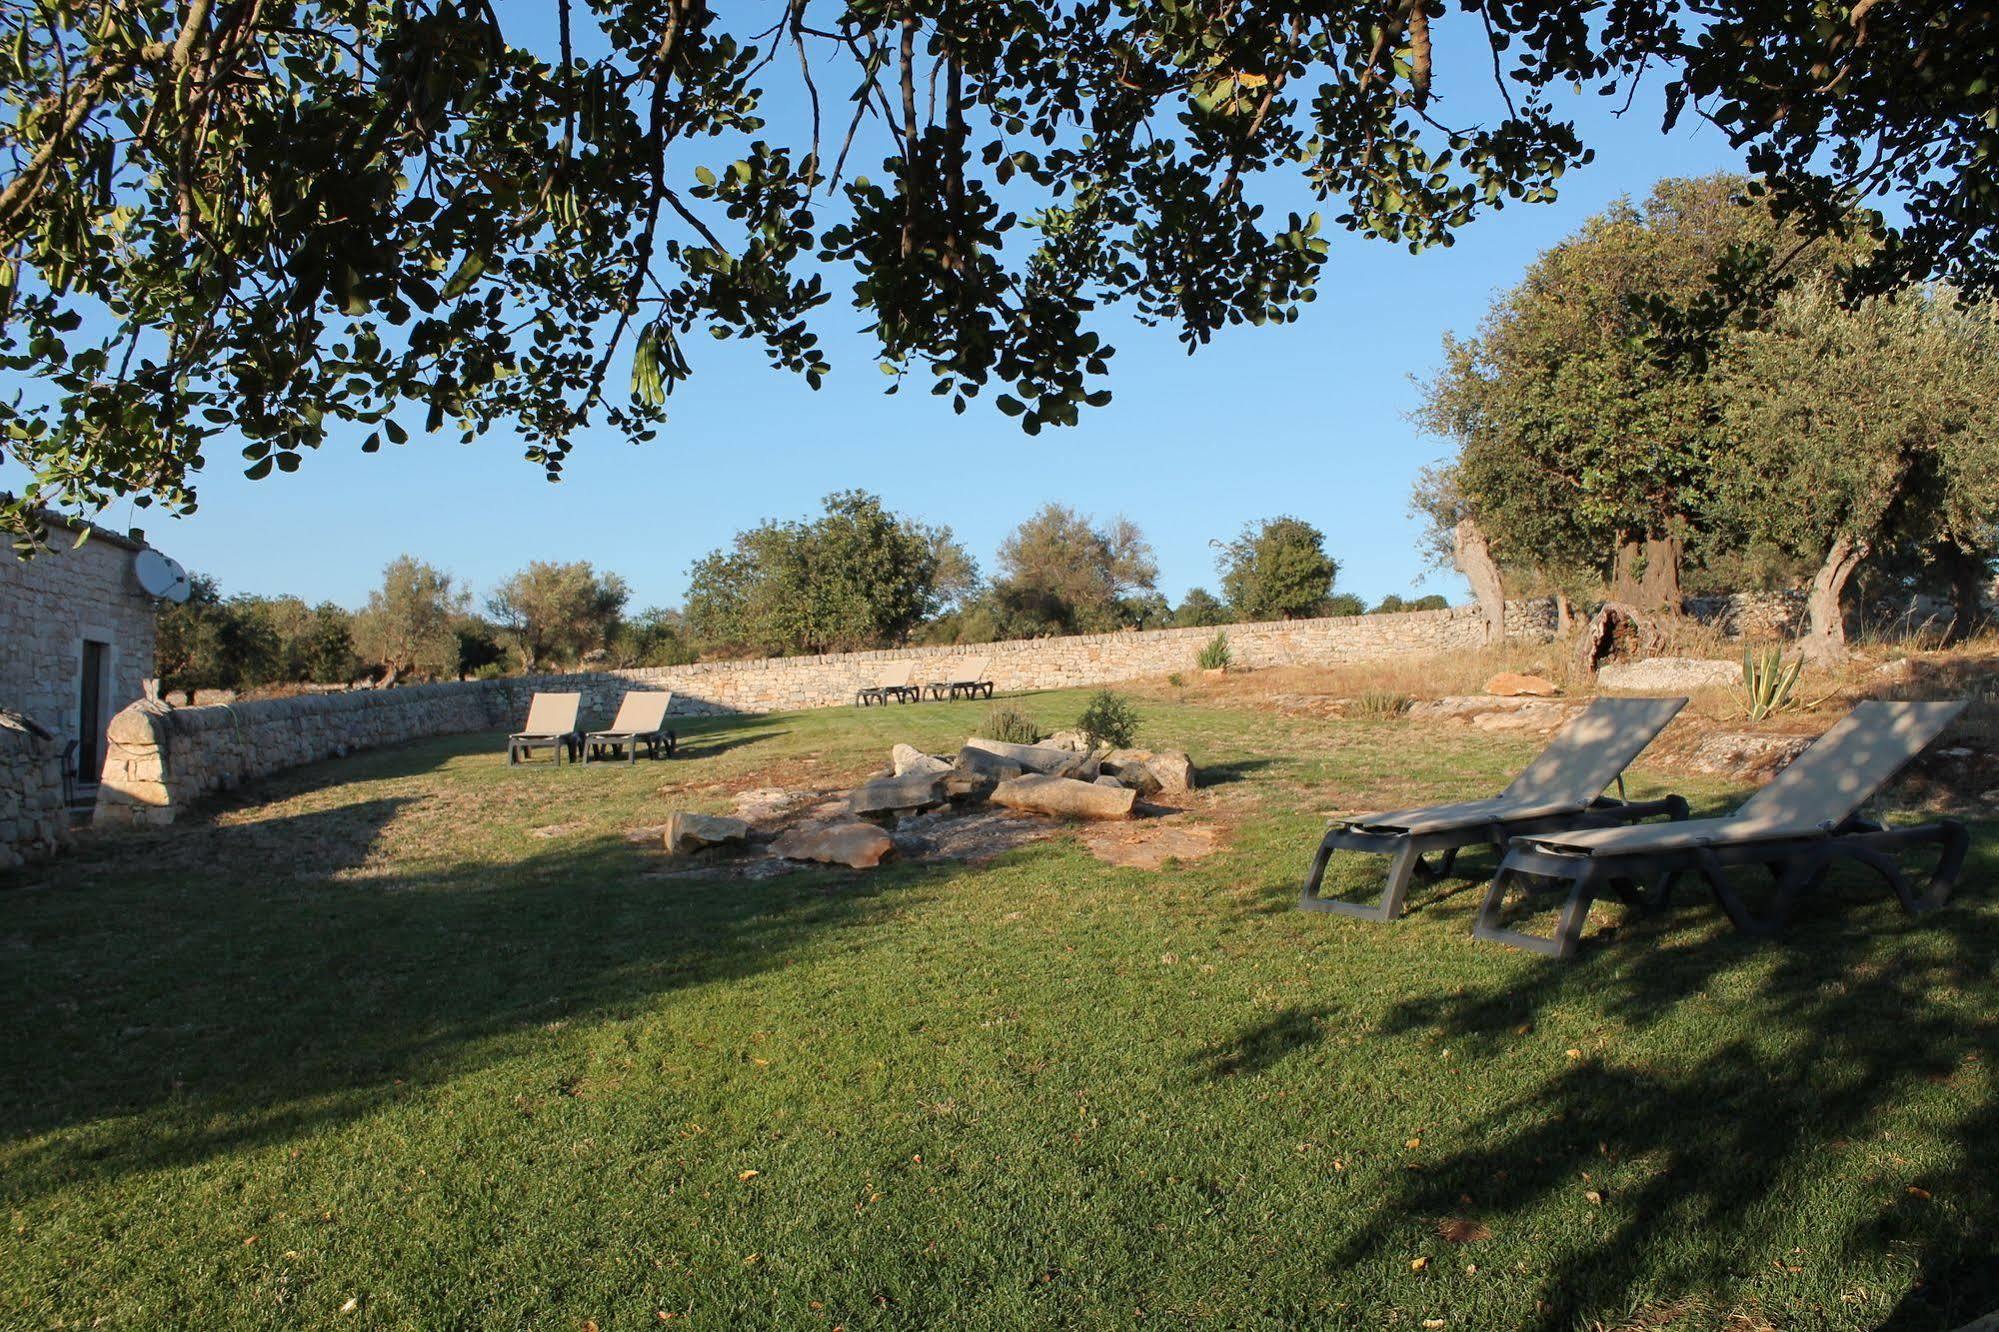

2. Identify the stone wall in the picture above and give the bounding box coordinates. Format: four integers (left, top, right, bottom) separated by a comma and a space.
92, 599, 1556, 826
1, 711, 70, 870
0, 518, 160, 781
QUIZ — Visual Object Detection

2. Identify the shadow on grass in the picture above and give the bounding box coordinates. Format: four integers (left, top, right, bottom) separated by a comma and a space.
1191, 1005, 1333, 1080
0, 788, 946, 1210
1270, 840, 1999, 1331
1190, 757, 1277, 787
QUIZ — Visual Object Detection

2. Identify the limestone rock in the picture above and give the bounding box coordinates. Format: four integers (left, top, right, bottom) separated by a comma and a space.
770, 821, 896, 868
1043, 729, 1090, 752
1596, 656, 1739, 692
954, 745, 1029, 779
1094, 775, 1127, 789
1143, 750, 1196, 795
1470, 702, 1578, 733
891, 743, 952, 777
1484, 672, 1561, 698
1101, 748, 1195, 797
850, 772, 947, 818
962, 736, 1083, 775
663, 812, 751, 855
991, 773, 1137, 820
1686, 732, 1815, 780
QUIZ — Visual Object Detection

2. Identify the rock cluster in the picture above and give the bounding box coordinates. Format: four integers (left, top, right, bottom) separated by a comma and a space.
661, 734, 1198, 871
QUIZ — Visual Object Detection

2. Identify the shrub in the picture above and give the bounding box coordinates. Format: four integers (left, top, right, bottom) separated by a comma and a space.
1350, 689, 1412, 720
976, 704, 1044, 746
1167, 671, 1185, 688
1076, 690, 1140, 749
1196, 631, 1231, 672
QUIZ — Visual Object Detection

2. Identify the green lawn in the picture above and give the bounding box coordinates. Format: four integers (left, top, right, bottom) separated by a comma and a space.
3, 691, 1994, 1331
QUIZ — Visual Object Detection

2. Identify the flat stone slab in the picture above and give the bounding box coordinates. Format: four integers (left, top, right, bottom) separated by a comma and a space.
663, 812, 751, 855
1597, 656, 1740, 692
1685, 732, 1815, 780
770, 820, 895, 868
850, 772, 947, 817
1484, 672, 1562, 697
963, 736, 1083, 775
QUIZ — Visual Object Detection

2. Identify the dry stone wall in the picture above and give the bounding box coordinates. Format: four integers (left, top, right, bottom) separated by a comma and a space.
93, 599, 1557, 826
0, 711, 69, 869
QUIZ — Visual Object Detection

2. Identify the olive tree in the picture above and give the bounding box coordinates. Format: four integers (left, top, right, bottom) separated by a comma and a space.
1714, 284, 1999, 661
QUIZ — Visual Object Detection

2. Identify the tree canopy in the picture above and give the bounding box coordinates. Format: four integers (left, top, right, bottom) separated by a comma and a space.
1217, 515, 1338, 619
1419, 177, 1999, 657
351, 555, 466, 680
7, 2, 1999, 541
486, 560, 631, 670
991, 502, 1156, 636
684, 489, 963, 655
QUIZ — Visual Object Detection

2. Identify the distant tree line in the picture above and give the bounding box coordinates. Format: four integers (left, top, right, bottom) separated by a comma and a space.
156, 494, 1454, 693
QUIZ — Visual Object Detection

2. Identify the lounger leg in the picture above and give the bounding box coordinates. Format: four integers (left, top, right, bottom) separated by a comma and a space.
1474, 861, 1600, 959
1299, 834, 1423, 922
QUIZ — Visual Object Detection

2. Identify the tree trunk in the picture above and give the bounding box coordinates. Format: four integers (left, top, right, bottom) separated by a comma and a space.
1609, 534, 1684, 614
1801, 532, 1869, 664
1453, 518, 1506, 645
1942, 542, 1992, 646
1553, 590, 1575, 637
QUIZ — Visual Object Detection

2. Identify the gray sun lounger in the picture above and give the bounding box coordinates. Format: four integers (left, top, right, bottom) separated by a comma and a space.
926, 654, 993, 701
584, 691, 676, 763
1477, 700, 1970, 958
1301, 696, 1691, 922
856, 661, 917, 707
507, 691, 582, 766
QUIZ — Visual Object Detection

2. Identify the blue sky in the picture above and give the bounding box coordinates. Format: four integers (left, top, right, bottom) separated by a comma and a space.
9, 18, 1744, 614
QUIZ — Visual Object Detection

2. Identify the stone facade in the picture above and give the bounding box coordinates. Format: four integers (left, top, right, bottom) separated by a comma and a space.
93, 599, 1558, 825
1, 514, 166, 867
1, 710, 70, 869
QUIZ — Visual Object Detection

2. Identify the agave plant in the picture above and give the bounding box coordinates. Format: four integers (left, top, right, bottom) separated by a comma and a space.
1740, 646, 1805, 721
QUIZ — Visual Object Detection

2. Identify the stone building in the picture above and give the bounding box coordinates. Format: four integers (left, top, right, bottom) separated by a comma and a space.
1, 512, 167, 858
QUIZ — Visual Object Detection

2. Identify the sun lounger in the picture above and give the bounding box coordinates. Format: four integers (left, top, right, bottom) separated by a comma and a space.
1476, 700, 1970, 958
926, 654, 993, 701
855, 661, 917, 707
1301, 696, 1691, 922
584, 691, 676, 763
507, 691, 582, 766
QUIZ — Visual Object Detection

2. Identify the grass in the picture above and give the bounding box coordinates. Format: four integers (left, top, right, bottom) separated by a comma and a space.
2, 687, 1995, 1330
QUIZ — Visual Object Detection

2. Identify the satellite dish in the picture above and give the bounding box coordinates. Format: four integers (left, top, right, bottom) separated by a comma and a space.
133, 549, 191, 603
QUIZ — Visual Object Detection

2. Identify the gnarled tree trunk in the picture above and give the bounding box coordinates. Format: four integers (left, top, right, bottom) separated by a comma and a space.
1453, 518, 1506, 645
1942, 541, 1993, 646
1801, 532, 1869, 664
1609, 534, 1684, 615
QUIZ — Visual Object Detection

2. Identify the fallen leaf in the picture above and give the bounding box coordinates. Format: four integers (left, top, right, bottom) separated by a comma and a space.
1584, 1190, 1604, 1206
1406, 1138, 1423, 1150
1425, 1320, 1447, 1328
1565, 1048, 1582, 1060
1907, 1186, 1932, 1200
1436, 1216, 1492, 1244
339, 1297, 360, 1315
1410, 1256, 1430, 1272
739, 1169, 760, 1181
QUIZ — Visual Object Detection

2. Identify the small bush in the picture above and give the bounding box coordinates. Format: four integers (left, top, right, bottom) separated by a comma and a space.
1167, 671, 1185, 688
1740, 646, 1804, 721
1196, 631, 1231, 672
1350, 689, 1411, 720
977, 704, 1044, 746
1076, 690, 1140, 749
